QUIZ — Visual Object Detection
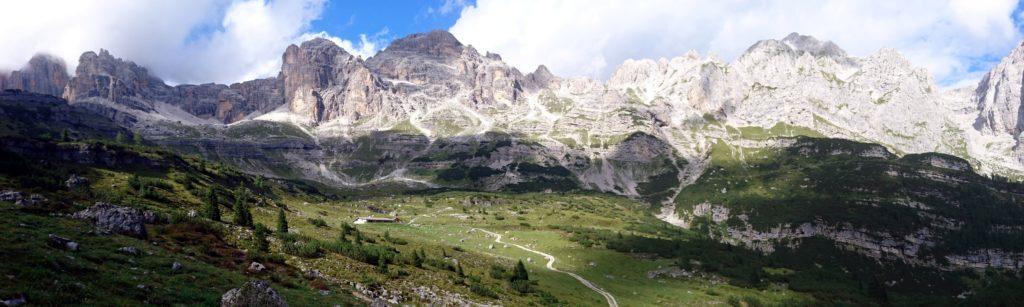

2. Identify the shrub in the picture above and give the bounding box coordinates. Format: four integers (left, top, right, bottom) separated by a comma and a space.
283, 241, 321, 258
308, 218, 328, 228
468, 281, 499, 299
511, 279, 532, 293
252, 224, 270, 253
276, 209, 289, 233
203, 187, 220, 222
489, 265, 510, 280
233, 200, 252, 228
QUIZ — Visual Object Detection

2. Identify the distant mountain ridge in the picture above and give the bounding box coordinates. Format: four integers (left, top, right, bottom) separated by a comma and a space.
4, 30, 1024, 272
2, 30, 1024, 184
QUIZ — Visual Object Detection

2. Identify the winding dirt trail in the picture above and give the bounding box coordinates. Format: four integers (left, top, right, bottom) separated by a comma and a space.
472, 228, 619, 307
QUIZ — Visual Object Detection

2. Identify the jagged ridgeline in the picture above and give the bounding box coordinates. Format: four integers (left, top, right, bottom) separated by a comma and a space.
5, 30, 1024, 193
3, 29, 1024, 305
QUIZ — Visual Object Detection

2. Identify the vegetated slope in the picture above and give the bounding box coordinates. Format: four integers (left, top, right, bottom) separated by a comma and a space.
2, 92, 1024, 306
0, 93, 588, 305
671, 136, 1024, 270
0, 95, 358, 305
35, 29, 1024, 201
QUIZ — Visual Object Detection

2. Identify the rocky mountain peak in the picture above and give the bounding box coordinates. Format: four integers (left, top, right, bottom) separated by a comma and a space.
282, 37, 385, 124
76, 49, 158, 81
0, 53, 69, 97
294, 37, 354, 59
65, 49, 172, 110
380, 30, 465, 60
62, 49, 285, 123
974, 41, 1024, 137
523, 65, 556, 91
738, 32, 853, 67
364, 30, 525, 109
780, 32, 849, 59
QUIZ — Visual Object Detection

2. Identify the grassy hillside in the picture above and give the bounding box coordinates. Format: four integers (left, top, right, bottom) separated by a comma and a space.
675, 137, 1024, 253
3, 94, 1024, 306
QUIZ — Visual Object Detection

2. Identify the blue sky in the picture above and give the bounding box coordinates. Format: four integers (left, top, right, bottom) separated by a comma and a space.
311, 0, 469, 45
307, 0, 1024, 88
1, 0, 1022, 87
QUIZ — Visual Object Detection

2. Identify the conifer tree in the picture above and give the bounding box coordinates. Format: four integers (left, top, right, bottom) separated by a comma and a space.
253, 224, 269, 252
339, 223, 352, 241
514, 260, 530, 281
276, 208, 289, 234
233, 188, 253, 228
204, 187, 221, 221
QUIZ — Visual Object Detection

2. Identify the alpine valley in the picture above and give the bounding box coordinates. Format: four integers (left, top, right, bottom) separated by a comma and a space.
2, 30, 1024, 306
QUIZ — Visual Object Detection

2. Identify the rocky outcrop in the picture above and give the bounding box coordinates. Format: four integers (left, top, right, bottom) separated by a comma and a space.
678, 202, 1024, 270
0, 54, 69, 97
72, 202, 156, 238
64, 49, 169, 112
226, 77, 284, 122
168, 80, 283, 124
62, 49, 283, 124
946, 249, 1024, 270
47, 234, 79, 251
975, 41, 1024, 137
973, 41, 1024, 165
281, 38, 386, 124
365, 30, 525, 108
523, 65, 556, 91
0, 190, 20, 202
117, 246, 141, 256
220, 280, 288, 307
248, 262, 266, 273
65, 174, 90, 189
778, 32, 854, 64
1, 190, 47, 208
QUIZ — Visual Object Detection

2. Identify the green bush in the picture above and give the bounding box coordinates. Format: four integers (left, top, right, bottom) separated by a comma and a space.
252, 224, 270, 253
511, 279, 532, 293
468, 281, 498, 298
308, 218, 328, 228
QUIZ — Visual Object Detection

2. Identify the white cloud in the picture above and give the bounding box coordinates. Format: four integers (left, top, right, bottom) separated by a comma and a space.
0, 0, 376, 85
449, 0, 1023, 86
427, 0, 470, 16
297, 29, 386, 60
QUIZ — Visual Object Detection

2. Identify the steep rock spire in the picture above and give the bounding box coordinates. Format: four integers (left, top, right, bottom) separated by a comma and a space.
0, 54, 69, 97
281, 37, 386, 124
975, 41, 1024, 137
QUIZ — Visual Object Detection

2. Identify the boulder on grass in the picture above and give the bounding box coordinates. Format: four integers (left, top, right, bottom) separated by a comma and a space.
221, 280, 288, 307
65, 174, 90, 189
117, 246, 140, 256
48, 234, 79, 251
0, 190, 21, 202
72, 202, 154, 238
248, 262, 266, 273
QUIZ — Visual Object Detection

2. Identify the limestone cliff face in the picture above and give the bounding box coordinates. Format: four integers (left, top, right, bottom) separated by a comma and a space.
365, 30, 526, 109
975, 41, 1024, 137
226, 78, 284, 123
0, 54, 69, 97
281, 38, 386, 124
974, 42, 1024, 166
40, 30, 1024, 181
64, 50, 171, 112
62, 49, 283, 124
